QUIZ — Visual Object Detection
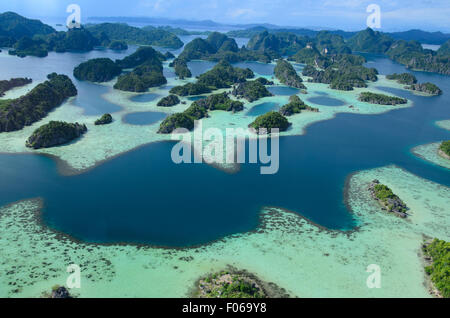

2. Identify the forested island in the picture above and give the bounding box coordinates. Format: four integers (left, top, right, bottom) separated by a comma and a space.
249, 111, 291, 134
274, 59, 306, 89
368, 180, 408, 218
231, 80, 273, 102
386, 73, 417, 85
73, 58, 122, 82
439, 141, 450, 159
422, 239, 449, 298
0, 77, 32, 96
358, 92, 407, 105
94, 114, 113, 125
407, 83, 442, 95
26, 121, 87, 149
157, 95, 180, 107
108, 40, 128, 51
0, 73, 77, 132
169, 59, 192, 79
279, 95, 318, 116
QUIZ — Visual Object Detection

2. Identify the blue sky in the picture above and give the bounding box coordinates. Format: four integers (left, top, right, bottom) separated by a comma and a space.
1, 0, 449, 32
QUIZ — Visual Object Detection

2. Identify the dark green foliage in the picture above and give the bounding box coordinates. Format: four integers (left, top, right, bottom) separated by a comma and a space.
0, 73, 77, 132
439, 141, 450, 157
279, 95, 318, 116
0, 11, 55, 39
74, 58, 122, 82
86, 23, 183, 48
169, 83, 211, 96
157, 95, 180, 107
422, 239, 450, 298
314, 31, 351, 55
94, 114, 113, 125
26, 121, 87, 149
437, 40, 450, 56
109, 40, 128, 50
194, 92, 244, 112
386, 40, 450, 75
196, 60, 254, 89
0, 77, 32, 96
247, 31, 306, 57
407, 82, 442, 95
372, 183, 408, 214
115, 46, 166, 69
46, 27, 100, 53
274, 59, 306, 89
255, 77, 274, 85
8, 36, 48, 57
249, 111, 290, 134
358, 92, 407, 105
157, 113, 194, 134
288, 46, 320, 64
170, 58, 192, 79
231, 80, 273, 102
386, 73, 417, 85
164, 51, 175, 59
114, 61, 167, 92
347, 28, 394, 54
183, 103, 208, 120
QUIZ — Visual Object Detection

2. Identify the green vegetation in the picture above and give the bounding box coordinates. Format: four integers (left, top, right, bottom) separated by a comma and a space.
288, 46, 321, 65
157, 113, 194, 134
407, 82, 442, 95
86, 23, 183, 48
26, 121, 87, 149
0, 78, 32, 96
279, 95, 318, 116
246, 31, 306, 57
170, 58, 192, 79
358, 92, 407, 105
73, 58, 122, 82
368, 180, 408, 217
8, 36, 49, 57
439, 141, 450, 157
0, 73, 77, 132
249, 111, 290, 134
196, 271, 267, 298
347, 28, 394, 54
437, 40, 450, 56
0, 11, 55, 39
193, 92, 244, 113
157, 95, 180, 107
422, 239, 450, 298
386, 73, 417, 85
274, 59, 305, 89
45, 27, 100, 52
231, 80, 273, 102
114, 47, 167, 92
94, 114, 113, 125
109, 40, 128, 50
170, 60, 254, 96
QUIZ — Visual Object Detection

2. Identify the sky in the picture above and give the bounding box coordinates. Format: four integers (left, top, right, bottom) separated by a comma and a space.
1, 0, 449, 32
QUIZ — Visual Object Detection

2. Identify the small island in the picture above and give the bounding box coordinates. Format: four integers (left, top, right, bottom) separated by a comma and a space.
26, 121, 87, 149
249, 111, 291, 134
0, 77, 32, 96
108, 40, 128, 51
407, 82, 442, 95
157, 95, 180, 107
358, 92, 407, 105
73, 58, 122, 83
0, 73, 77, 132
157, 113, 194, 134
94, 114, 113, 125
231, 80, 273, 102
170, 58, 192, 79
279, 95, 318, 116
438, 140, 450, 160
274, 59, 306, 89
368, 180, 408, 218
193, 92, 244, 112
422, 238, 449, 298
386, 73, 417, 85
170, 83, 211, 96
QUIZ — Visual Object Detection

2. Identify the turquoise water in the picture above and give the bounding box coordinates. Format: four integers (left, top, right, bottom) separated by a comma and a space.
246, 102, 280, 116
122, 112, 167, 126
0, 51, 449, 247
307, 96, 346, 106
129, 93, 160, 103
268, 86, 300, 96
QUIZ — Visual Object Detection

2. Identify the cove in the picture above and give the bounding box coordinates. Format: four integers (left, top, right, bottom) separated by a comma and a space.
0, 54, 449, 248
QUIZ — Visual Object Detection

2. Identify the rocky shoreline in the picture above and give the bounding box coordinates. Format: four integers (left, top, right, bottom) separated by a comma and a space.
368, 179, 408, 218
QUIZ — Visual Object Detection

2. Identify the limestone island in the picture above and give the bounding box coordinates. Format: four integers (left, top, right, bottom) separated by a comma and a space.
157, 95, 180, 107
249, 111, 291, 134
358, 92, 407, 105
94, 114, 113, 125
73, 58, 122, 82
274, 59, 306, 89
0, 73, 77, 132
438, 141, 450, 160
193, 268, 290, 298
231, 80, 273, 102
386, 72, 418, 85
407, 82, 442, 95
0, 77, 32, 96
26, 121, 87, 149
108, 40, 128, 51
368, 180, 408, 218
279, 95, 318, 116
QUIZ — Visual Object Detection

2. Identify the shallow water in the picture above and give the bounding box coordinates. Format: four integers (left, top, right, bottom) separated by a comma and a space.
307, 96, 346, 106
122, 112, 167, 126
246, 102, 280, 116
0, 51, 449, 247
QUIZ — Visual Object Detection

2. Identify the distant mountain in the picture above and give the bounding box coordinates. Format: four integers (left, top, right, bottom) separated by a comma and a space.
0, 11, 55, 39
437, 40, 450, 55
347, 28, 394, 54
389, 29, 450, 45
